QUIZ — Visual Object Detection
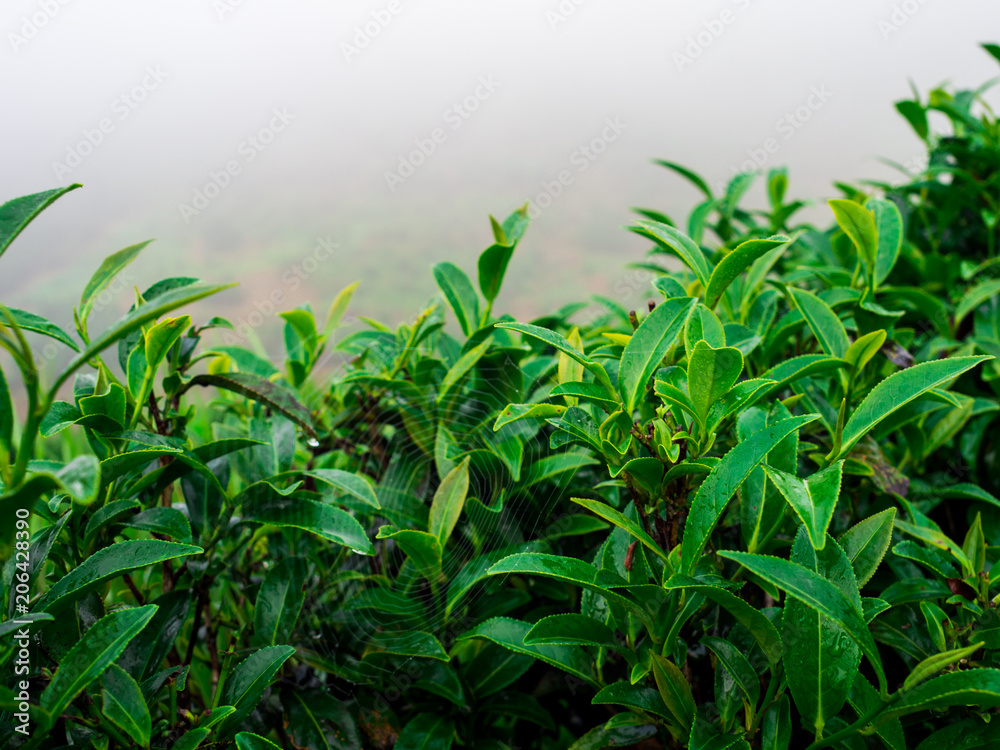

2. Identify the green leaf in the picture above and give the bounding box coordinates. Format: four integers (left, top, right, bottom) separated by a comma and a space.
904, 642, 984, 690
214, 646, 296, 739
38, 604, 157, 730
0, 184, 81, 260
494, 403, 567, 430
185, 371, 315, 438
896, 100, 928, 140
144, 314, 191, 371
395, 713, 455, 750
122, 507, 192, 542
235, 733, 282, 750
243, 492, 373, 554
322, 280, 359, 334
682, 414, 817, 574
829, 199, 878, 284
687, 341, 744, 426
684, 303, 726, 355
654, 159, 713, 199
496, 321, 616, 396
572, 497, 668, 564
629, 220, 712, 288
253, 557, 308, 647
487, 553, 653, 630
524, 613, 627, 657
759, 355, 849, 396
703, 635, 761, 709
376, 527, 442, 582
429, 457, 469, 545
869, 198, 903, 286
619, 297, 694, 413
955, 278, 1000, 328
100, 664, 152, 747
705, 237, 789, 309
0, 363, 11, 452
760, 694, 791, 750
54, 282, 234, 394
457, 617, 598, 687
718, 549, 887, 697
663, 576, 783, 669
885, 668, 1000, 719
301, 468, 380, 509
439, 340, 492, 403
838, 508, 896, 587
650, 653, 695, 732
592, 681, 673, 721
847, 674, 905, 750
478, 244, 516, 306
844, 329, 887, 372
834, 356, 991, 459
38, 540, 201, 612
80, 241, 150, 326
781, 528, 862, 738
433, 261, 480, 336
3, 307, 79, 351
764, 461, 844, 550
789, 287, 849, 359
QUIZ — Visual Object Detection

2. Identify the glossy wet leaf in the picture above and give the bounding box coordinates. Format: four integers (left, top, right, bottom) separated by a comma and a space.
429, 456, 469, 545
764, 461, 844, 550
100, 663, 152, 747
687, 340, 744, 425
838, 508, 896, 587
704, 236, 789, 308
619, 296, 694, 413
214, 646, 296, 739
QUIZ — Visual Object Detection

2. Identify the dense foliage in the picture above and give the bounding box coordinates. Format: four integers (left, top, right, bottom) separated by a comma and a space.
3, 43, 1000, 750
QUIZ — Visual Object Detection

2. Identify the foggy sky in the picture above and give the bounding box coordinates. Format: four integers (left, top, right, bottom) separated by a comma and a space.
3, 0, 999, 343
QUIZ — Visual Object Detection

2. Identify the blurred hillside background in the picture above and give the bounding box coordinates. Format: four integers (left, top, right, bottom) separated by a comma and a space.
3, 0, 999, 359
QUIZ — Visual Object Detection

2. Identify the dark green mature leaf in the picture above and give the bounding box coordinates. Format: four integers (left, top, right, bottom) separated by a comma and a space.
759, 355, 849, 396
663, 576, 782, 668
760, 694, 791, 750
494, 402, 567, 430
38, 604, 157, 730
904, 642, 984, 690
80, 241, 151, 326
524, 613, 624, 654
650, 653, 695, 732
789, 287, 849, 359
764, 461, 844, 550
243, 493, 373, 554
839, 508, 896, 587
395, 713, 455, 750
38, 540, 202, 612
782, 529, 862, 738
619, 296, 694, 413
572, 497, 668, 563
214, 646, 296, 739
719, 549, 887, 696
376, 527, 442, 581
681, 415, 817, 574
100, 663, 152, 747
0, 184, 81, 260
235, 734, 282, 750
185, 371, 315, 438
834, 356, 991, 459
848, 674, 905, 750
705, 237, 789, 309
592, 681, 673, 720
0, 363, 11, 452
433, 261, 480, 336
884, 668, 1000, 719
955, 278, 1000, 328
701, 635, 760, 706
458, 617, 599, 687
253, 557, 309, 647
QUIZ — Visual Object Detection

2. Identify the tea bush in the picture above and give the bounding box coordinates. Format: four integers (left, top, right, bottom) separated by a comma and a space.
3, 43, 1000, 750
